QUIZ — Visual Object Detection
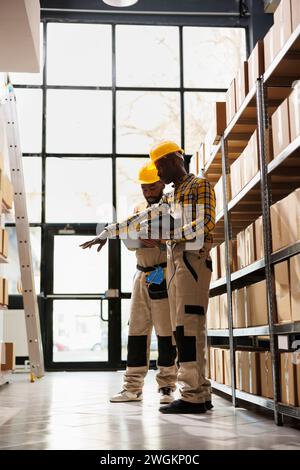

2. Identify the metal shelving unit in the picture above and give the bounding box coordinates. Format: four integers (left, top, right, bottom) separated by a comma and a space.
206, 23, 300, 425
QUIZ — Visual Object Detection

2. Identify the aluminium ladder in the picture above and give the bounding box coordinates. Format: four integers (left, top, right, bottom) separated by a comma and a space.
2, 80, 44, 380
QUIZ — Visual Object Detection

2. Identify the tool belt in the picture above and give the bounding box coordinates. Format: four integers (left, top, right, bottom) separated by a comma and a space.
136, 262, 168, 300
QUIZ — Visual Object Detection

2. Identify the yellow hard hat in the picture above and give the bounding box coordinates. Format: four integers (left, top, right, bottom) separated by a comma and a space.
137, 161, 160, 185
149, 140, 184, 163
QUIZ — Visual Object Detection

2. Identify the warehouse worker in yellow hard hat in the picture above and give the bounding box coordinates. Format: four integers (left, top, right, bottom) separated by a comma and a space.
81, 141, 215, 414
88, 162, 177, 404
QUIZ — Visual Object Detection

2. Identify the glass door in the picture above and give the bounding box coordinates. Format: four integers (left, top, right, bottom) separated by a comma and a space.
43, 226, 121, 370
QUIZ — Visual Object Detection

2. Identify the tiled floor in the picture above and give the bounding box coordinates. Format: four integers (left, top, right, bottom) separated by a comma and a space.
0, 371, 299, 450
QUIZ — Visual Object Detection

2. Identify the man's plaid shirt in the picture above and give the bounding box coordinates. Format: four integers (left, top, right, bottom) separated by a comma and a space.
106, 173, 216, 243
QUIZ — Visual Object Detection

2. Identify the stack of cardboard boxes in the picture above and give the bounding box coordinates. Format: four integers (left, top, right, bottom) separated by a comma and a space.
272, 81, 300, 159
271, 188, 300, 253
208, 346, 300, 403
264, 0, 300, 70
207, 278, 269, 329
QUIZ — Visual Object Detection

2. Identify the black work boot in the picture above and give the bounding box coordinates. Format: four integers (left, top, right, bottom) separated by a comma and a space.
159, 399, 207, 414
205, 400, 214, 410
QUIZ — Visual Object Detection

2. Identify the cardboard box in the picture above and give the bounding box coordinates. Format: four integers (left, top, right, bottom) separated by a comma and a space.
280, 352, 297, 405
231, 239, 238, 273
243, 131, 259, 186
219, 241, 226, 278
230, 156, 243, 199
223, 349, 231, 387
0, 276, 3, 305
237, 230, 246, 270
288, 81, 300, 141
215, 348, 224, 384
211, 245, 220, 281
259, 351, 274, 399
207, 296, 220, 329
291, 0, 300, 30
209, 348, 216, 381
2, 229, 8, 258
264, 25, 278, 71
214, 177, 224, 216
290, 254, 300, 322
219, 293, 228, 329
2, 175, 13, 209
236, 61, 249, 111
244, 223, 256, 267
270, 189, 300, 251
274, 261, 292, 323
205, 346, 210, 378
255, 216, 264, 260
226, 79, 236, 126
2, 278, 8, 306
212, 102, 227, 144
274, 0, 292, 55
271, 98, 291, 158
1, 343, 15, 372
232, 287, 247, 328
247, 280, 269, 327
1, 343, 16, 371
248, 41, 265, 91
235, 350, 259, 393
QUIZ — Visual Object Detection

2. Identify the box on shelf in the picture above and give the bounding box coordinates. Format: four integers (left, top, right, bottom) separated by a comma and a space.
291, 0, 300, 30
273, 0, 292, 55
271, 98, 291, 158
219, 293, 228, 329
0, 343, 15, 372
243, 131, 259, 186
237, 230, 246, 270
211, 245, 220, 281
255, 216, 264, 260
215, 348, 224, 384
274, 261, 292, 323
270, 189, 300, 252
2, 174, 13, 209
207, 295, 220, 329
247, 280, 269, 327
223, 349, 231, 387
288, 81, 300, 141
248, 41, 265, 91
226, 79, 236, 126
0, 276, 3, 305
235, 61, 249, 111
219, 241, 226, 278
209, 347, 216, 381
296, 358, 300, 406
230, 155, 243, 199
2, 278, 8, 306
214, 177, 224, 216
231, 239, 238, 272
259, 351, 274, 399
244, 223, 256, 267
2, 228, 8, 258
232, 287, 247, 328
280, 352, 297, 406
290, 253, 300, 322
235, 350, 260, 394
264, 25, 278, 71
212, 102, 227, 144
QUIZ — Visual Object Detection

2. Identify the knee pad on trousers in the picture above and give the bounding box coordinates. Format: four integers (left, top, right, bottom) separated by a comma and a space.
157, 335, 177, 367
127, 335, 147, 367
174, 326, 196, 363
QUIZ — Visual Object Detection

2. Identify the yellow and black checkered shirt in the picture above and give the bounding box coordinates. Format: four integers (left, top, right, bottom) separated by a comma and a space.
106, 173, 215, 243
